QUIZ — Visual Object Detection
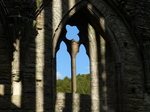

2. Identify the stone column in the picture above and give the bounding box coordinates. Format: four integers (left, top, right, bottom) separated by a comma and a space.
11, 39, 22, 107
12, 39, 20, 82
70, 39, 79, 93
35, 10, 45, 112
88, 24, 100, 112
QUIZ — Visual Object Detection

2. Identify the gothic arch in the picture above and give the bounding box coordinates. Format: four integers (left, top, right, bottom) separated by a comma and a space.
0, 0, 148, 112
49, 0, 143, 111
51, 1, 135, 111
52, 1, 125, 60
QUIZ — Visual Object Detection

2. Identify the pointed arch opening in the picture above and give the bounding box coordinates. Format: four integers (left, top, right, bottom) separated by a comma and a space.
76, 44, 90, 95
53, 2, 124, 111
54, 6, 113, 111
56, 41, 71, 93
56, 41, 71, 79
56, 22, 91, 95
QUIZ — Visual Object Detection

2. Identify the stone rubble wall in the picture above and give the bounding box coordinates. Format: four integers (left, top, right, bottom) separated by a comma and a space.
55, 93, 91, 112
0, 0, 150, 112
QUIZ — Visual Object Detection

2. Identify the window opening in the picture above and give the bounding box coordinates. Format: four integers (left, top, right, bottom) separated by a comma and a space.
66, 25, 79, 41
56, 41, 71, 93
76, 44, 90, 95
77, 45, 90, 75
56, 25, 90, 95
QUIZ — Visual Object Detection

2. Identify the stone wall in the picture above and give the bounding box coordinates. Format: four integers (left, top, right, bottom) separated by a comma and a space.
0, 14, 13, 111
0, 0, 150, 112
55, 93, 91, 112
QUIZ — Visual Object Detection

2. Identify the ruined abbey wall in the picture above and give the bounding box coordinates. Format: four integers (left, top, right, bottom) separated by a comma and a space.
0, 0, 150, 112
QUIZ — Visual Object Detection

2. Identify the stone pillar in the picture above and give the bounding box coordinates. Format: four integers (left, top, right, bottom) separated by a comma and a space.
11, 39, 22, 107
12, 39, 20, 82
88, 24, 100, 112
70, 39, 79, 93
35, 10, 45, 112
71, 56, 77, 93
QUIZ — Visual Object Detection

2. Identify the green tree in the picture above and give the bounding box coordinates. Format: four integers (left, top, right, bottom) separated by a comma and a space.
56, 76, 71, 93
56, 74, 91, 95
76, 74, 90, 95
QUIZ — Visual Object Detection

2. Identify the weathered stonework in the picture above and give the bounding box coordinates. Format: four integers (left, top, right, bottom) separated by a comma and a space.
0, 0, 150, 112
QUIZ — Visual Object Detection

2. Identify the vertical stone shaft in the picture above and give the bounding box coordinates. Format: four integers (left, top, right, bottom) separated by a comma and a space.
88, 24, 100, 112
71, 56, 76, 93
12, 39, 20, 79
11, 39, 22, 107
35, 9, 45, 112
70, 40, 79, 93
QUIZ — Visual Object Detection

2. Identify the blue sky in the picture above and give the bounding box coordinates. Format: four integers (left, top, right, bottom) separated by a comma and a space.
56, 25, 90, 79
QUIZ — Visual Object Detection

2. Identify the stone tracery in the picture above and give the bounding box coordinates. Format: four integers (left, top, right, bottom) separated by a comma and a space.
0, 0, 150, 112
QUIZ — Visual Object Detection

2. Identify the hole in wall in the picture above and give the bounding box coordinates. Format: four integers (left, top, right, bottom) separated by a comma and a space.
124, 42, 128, 48
131, 88, 136, 93
36, 80, 41, 82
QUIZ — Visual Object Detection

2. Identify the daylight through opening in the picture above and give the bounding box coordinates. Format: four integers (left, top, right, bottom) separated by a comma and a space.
66, 25, 79, 41
56, 41, 71, 93
56, 25, 90, 95
76, 44, 90, 95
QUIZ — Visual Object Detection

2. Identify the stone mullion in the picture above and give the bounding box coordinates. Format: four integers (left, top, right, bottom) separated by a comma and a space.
71, 56, 77, 93
67, 39, 79, 93
71, 40, 79, 112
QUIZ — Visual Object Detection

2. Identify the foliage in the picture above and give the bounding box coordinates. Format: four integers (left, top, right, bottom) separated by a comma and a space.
37, 0, 42, 9
56, 76, 72, 93
76, 74, 90, 95
56, 74, 90, 95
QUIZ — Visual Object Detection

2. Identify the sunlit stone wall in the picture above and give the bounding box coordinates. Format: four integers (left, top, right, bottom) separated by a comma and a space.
0, 0, 150, 112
